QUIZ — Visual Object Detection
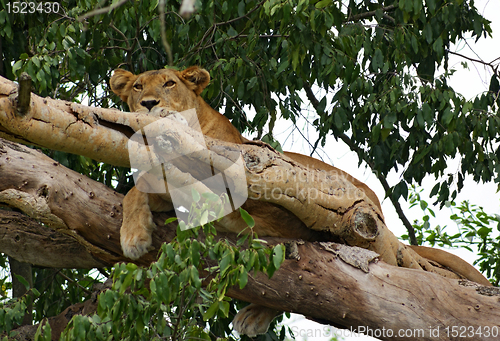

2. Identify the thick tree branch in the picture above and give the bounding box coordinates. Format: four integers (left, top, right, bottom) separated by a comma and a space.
0, 210, 105, 268
0, 75, 154, 167
303, 82, 418, 246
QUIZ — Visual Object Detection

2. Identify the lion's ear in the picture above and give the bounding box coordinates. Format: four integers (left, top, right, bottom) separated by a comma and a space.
178, 66, 210, 95
110, 69, 137, 102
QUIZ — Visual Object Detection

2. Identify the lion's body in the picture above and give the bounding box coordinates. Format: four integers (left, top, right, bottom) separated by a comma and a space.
110, 66, 491, 336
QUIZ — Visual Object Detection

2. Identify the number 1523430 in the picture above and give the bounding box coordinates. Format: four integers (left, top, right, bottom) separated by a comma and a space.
6, 2, 60, 14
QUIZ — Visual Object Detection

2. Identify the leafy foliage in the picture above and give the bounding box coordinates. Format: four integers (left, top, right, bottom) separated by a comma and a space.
53, 199, 286, 340
404, 186, 499, 285
0, 263, 106, 337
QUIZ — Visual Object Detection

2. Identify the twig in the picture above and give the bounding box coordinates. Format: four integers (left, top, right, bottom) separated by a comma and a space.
448, 50, 499, 73
347, 4, 397, 23
159, 0, 173, 65
77, 0, 130, 22
57, 271, 92, 295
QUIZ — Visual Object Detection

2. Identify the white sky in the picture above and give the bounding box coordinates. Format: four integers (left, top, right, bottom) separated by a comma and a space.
271, 1, 500, 340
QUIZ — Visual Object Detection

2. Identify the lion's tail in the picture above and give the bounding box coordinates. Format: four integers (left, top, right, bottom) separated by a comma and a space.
408, 245, 491, 286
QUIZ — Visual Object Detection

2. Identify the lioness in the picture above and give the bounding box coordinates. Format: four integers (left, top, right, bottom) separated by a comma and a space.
110, 66, 491, 336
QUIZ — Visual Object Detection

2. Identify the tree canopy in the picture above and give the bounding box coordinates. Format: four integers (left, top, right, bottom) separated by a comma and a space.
1, 0, 499, 340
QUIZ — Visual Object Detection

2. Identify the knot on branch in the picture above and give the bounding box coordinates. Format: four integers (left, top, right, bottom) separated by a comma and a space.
16, 72, 32, 117
352, 210, 378, 241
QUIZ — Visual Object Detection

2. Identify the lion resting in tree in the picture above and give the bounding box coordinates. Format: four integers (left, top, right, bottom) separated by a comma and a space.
110, 66, 491, 337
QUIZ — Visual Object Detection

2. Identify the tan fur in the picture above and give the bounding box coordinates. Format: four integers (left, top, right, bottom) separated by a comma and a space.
231, 304, 280, 337
111, 66, 491, 335
408, 245, 491, 286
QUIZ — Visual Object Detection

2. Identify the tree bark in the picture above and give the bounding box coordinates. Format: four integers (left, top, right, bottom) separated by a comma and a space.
1, 75, 500, 340
8, 257, 33, 326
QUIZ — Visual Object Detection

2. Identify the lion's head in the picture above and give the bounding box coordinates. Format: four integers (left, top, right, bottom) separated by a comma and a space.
110, 66, 210, 113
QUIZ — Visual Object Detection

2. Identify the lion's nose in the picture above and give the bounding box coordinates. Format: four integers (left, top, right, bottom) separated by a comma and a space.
141, 100, 160, 111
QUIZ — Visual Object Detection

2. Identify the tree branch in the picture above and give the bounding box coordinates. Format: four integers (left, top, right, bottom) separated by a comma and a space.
77, 0, 130, 22
448, 50, 500, 74
0, 210, 106, 268
347, 4, 397, 23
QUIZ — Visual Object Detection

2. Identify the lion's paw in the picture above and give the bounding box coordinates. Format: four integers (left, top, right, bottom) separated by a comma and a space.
120, 210, 156, 260
120, 227, 154, 260
232, 303, 279, 337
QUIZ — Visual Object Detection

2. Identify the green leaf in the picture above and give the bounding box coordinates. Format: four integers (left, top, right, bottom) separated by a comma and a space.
191, 188, 200, 202
277, 60, 289, 75
14, 274, 30, 290
191, 240, 201, 266
239, 268, 248, 289
237, 1, 245, 16
219, 300, 229, 317
489, 75, 500, 94
430, 183, 440, 197
411, 35, 418, 54
291, 48, 300, 71
371, 48, 383, 71
423, 24, 433, 43
239, 207, 255, 228
203, 301, 219, 321
227, 26, 238, 37
315, 0, 330, 9
272, 244, 284, 269
441, 107, 454, 126
165, 217, 177, 225
427, 0, 436, 14
12, 60, 23, 75
220, 250, 233, 276
200, 210, 208, 226
433, 36, 444, 59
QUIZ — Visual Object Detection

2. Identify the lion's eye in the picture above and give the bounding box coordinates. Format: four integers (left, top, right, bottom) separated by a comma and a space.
164, 80, 175, 88
133, 83, 143, 91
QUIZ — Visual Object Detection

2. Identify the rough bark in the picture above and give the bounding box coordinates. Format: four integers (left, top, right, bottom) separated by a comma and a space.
1, 75, 500, 340
229, 242, 500, 341
0, 75, 152, 167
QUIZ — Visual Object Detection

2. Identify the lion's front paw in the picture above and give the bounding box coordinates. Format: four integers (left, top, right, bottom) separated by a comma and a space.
232, 303, 280, 337
120, 187, 158, 260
